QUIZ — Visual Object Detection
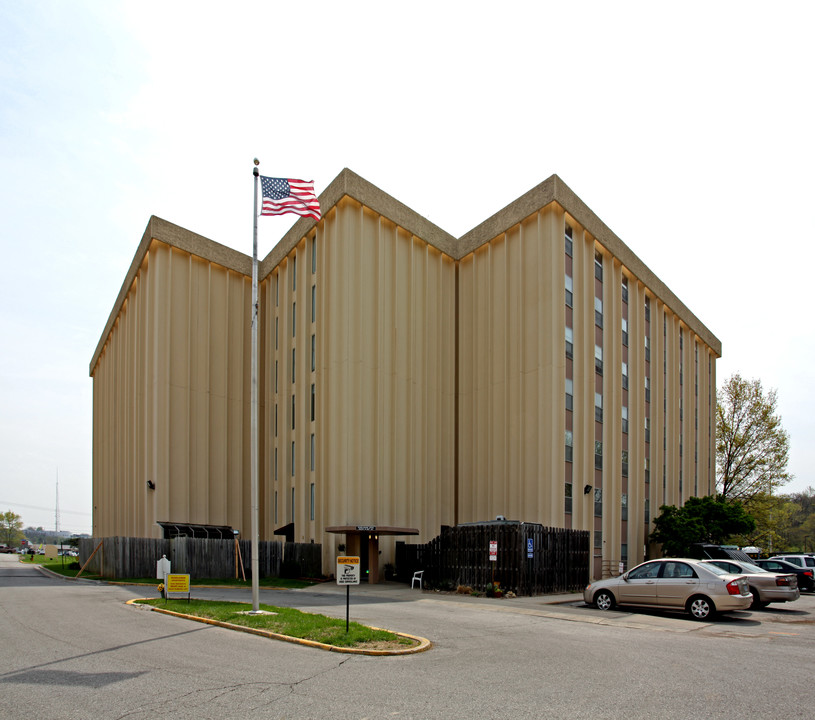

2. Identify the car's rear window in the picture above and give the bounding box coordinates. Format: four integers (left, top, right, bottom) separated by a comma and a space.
702, 563, 729, 576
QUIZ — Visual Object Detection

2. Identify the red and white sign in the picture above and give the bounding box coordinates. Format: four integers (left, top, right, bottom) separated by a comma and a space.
489, 540, 498, 561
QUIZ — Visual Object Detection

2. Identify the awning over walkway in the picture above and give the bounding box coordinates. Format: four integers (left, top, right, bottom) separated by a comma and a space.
157, 522, 236, 540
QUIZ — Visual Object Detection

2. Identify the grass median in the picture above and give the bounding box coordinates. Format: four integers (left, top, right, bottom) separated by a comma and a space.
135, 598, 419, 650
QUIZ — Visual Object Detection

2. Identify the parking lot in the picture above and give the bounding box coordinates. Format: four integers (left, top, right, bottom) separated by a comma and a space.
3, 555, 815, 719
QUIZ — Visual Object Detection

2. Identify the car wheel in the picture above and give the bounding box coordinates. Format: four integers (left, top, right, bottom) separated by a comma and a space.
749, 588, 765, 610
687, 595, 715, 620
594, 590, 615, 611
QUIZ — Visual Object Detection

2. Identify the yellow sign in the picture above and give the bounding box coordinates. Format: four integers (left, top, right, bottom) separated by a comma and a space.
336, 556, 360, 585
166, 574, 190, 593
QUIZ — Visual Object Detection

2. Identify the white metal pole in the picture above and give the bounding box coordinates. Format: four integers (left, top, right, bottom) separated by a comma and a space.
250, 159, 260, 612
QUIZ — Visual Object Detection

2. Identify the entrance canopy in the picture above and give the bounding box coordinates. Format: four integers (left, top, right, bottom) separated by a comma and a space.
325, 525, 419, 537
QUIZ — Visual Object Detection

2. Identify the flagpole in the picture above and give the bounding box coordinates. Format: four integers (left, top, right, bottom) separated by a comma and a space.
250, 158, 261, 613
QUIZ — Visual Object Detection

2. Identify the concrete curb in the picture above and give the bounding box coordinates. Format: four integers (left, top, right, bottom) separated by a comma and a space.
126, 598, 432, 656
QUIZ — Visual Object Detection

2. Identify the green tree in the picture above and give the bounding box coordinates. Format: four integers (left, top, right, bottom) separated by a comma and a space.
1, 510, 24, 546
734, 492, 795, 553
717, 374, 792, 502
649, 495, 756, 556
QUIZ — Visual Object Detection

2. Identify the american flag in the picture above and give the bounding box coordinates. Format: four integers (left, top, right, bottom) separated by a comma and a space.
260, 177, 321, 221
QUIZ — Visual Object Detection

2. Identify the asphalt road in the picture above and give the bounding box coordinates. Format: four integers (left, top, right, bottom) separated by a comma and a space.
2, 554, 814, 719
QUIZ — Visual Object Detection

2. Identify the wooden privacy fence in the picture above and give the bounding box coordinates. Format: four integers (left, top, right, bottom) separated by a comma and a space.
78, 537, 322, 580
396, 522, 590, 595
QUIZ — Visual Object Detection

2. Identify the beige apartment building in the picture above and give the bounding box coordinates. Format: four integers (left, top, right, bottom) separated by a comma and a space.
90, 168, 720, 580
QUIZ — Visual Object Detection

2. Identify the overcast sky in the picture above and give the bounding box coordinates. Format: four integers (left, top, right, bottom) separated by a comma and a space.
1, 2, 813, 535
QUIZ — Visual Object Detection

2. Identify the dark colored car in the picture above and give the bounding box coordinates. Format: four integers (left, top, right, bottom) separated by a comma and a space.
755, 558, 815, 593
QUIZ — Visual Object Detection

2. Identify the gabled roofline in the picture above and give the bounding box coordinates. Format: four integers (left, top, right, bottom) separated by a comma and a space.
89, 216, 252, 376
460, 174, 721, 356
90, 168, 721, 377
259, 168, 458, 279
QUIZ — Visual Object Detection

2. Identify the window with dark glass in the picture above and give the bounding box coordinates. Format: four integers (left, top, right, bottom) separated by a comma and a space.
565, 224, 573, 256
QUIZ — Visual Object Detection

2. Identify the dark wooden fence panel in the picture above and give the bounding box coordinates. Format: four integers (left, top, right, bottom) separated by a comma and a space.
396, 523, 589, 596
79, 537, 321, 580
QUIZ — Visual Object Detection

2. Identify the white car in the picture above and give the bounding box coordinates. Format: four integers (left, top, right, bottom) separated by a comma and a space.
584, 558, 752, 620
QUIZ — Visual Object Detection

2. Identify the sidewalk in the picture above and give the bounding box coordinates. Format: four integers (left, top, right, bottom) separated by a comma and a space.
300, 578, 585, 608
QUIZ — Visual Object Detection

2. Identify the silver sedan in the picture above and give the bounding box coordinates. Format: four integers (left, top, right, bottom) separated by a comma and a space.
700, 559, 799, 608
584, 558, 752, 620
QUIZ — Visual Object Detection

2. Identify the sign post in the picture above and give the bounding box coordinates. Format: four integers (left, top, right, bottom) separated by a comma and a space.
336, 556, 360, 632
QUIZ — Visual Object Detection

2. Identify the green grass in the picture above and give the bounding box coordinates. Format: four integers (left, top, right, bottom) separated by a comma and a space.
27, 556, 317, 589
136, 598, 416, 649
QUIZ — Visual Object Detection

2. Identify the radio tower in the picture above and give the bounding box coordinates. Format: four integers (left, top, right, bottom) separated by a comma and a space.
55, 470, 60, 535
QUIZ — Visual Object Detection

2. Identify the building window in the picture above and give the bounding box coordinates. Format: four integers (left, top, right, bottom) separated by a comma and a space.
274, 404, 278, 437
565, 430, 573, 462
275, 360, 278, 393
594, 297, 603, 328
565, 224, 573, 257
292, 349, 296, 383
644, 376, 650, 403
275, 317, 278, 350
565, 326, 573, 359
622, 317, 628, 347
291, 441, 295, 476
565, 482, 573, 513
312, 235, 317, 273
621, 543, 628, 568
310, 482, 315, 520
595, 392, 603, 423
310, 433, 315, 472
645, 296, 650, 322
622, 451, 629, 478
594, 530, 602, 549
291, 394, 295, 430
621, 492, 628, 521
291, 487, 295, 520
644, 498, 650, 523
311, 285, 316, 323
645, 335, 650, 363
645, 457, 650, 483
274, 448, 277, 482
565, 379, 574, 411
594, 487, 603, 517
292, 255, 296, 291
621, 277, 628, 304
565, 273, 573, 307
311, 383, 315, 422
622, 361, 628, 390
595, 251, 603, 281
644, 416, 650, 443
595, 345, 603, 375
311, 334, 315, 372
622, 405, 628, 434
594, 441, 603, 470
292, 302, 296, 337
274, 490, 278, 524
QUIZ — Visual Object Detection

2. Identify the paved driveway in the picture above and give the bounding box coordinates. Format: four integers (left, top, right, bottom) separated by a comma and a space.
3, 555, 815, 719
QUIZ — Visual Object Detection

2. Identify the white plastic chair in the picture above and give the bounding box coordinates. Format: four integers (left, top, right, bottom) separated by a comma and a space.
411, 570, 424, 589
